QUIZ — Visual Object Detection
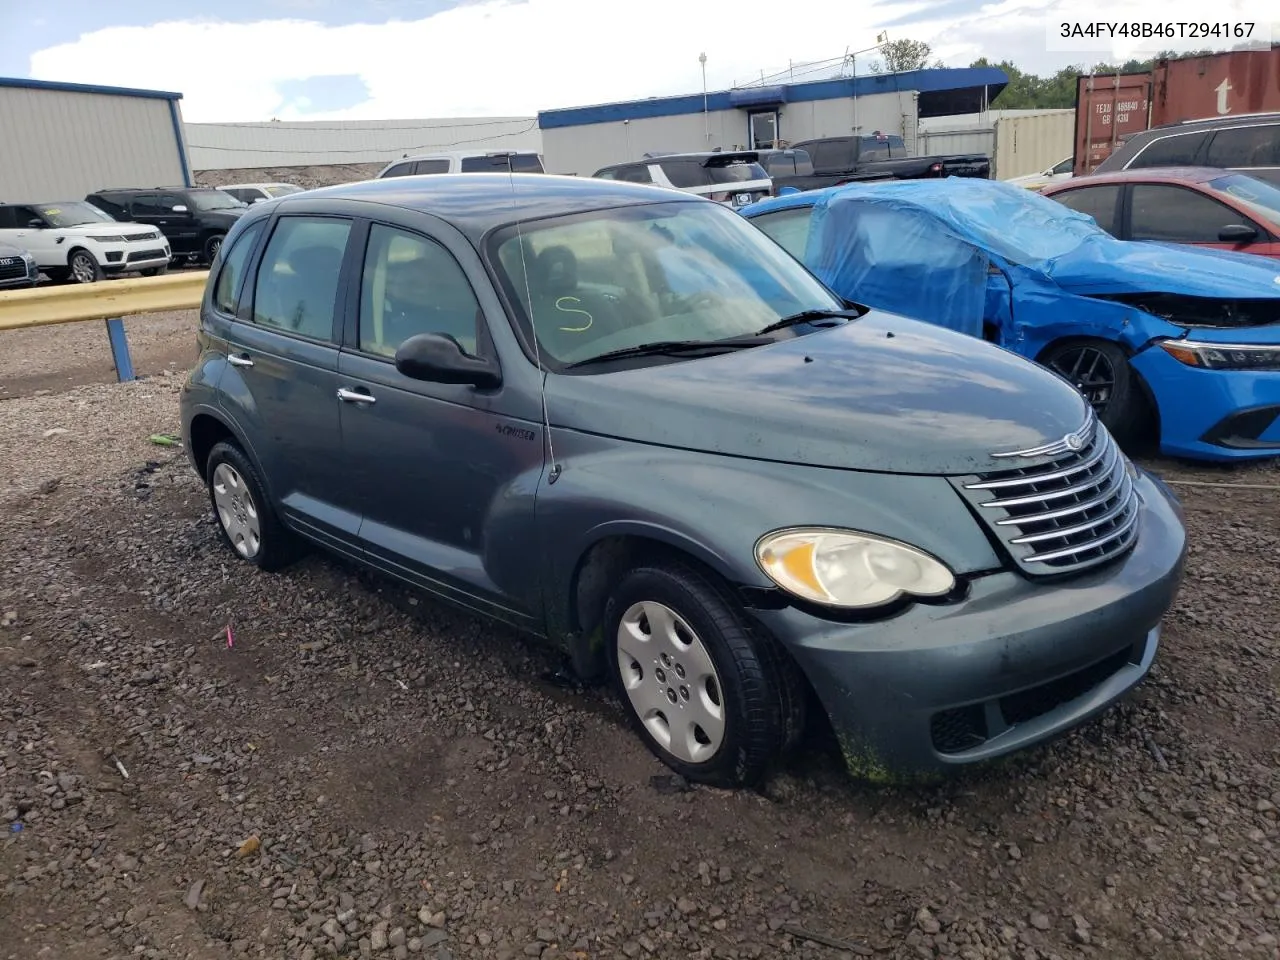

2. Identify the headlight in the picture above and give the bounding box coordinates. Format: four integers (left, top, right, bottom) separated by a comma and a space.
87, 234, 127, 243
1158, 340, 1280, 372
754, 527, 956, 609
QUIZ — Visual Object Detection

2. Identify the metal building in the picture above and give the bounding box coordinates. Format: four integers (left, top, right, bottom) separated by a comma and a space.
537, 67, 1009, 176
0, 78, 191, 202
184, 117, 542, 171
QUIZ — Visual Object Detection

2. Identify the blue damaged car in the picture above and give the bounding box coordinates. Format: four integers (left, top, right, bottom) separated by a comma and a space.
743, 178, 1280, 462
180, 174, 1186, 788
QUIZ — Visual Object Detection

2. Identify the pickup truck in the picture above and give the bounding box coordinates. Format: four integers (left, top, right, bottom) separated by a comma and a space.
774, 134, 990, 191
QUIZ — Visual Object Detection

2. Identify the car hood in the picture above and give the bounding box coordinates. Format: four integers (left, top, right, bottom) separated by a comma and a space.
1044, 234, 1280, 298
53, 221, 158, 237
543, 310, 1093, 476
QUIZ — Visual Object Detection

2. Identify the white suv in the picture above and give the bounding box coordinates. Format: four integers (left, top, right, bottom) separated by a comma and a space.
0, 201, 171, 283
376, 150, 545, 178
592, 151, 773, 208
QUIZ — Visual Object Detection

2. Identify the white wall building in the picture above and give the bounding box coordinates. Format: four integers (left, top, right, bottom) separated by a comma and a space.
0, 77, 192, 202
184, 117, 542, 171
537, 67, 1010, 177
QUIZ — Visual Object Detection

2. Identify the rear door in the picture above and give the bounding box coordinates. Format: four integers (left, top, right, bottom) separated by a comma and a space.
1125, 183, 1271, 255
1203, 123, 1280, 186
129, 193, 198, 255
216, 210, 364, 551
1046, 183, 1123, 237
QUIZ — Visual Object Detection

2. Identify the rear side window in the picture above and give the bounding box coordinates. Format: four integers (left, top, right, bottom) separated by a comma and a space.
613, 165, 653, 184
793, 150, 814, 176
382, 162, 415, 178
414, 159, 450, 175
359, 224, 480, 357
1126, 132, 1206, 168
1205, 125, 1280, 168
213, 221, 265, 314
459, 153, 543, 173
1129, 184, 1246, 243
252, 217, 351, 341
705, 161, 769, 184
510, 153, 544, 173
765, 154, 796, 177
1051, 185, 1122, 235
810, 139, 854, 172
129, 195, 165, 216
749, 207, 815, 260
658, 160, 709, 188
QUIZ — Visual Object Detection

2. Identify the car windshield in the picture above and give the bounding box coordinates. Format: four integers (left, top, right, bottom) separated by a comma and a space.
36, 202, 116, 227
188, 189, 246, 211
490, 200, 844, 368
265, 184, 303, 197
1208, 173, 1280, 222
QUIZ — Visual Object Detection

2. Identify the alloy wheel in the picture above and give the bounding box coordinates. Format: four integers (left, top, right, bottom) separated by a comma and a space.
1047, 345, 1115, 414
212, 462, 262, 558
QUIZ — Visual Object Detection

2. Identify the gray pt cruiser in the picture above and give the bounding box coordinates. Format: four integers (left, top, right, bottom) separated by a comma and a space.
179, 173, 1188, 787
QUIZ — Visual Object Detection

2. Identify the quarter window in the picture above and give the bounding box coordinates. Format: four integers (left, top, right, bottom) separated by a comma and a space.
749, 207, 815, 260
1051, 185, 1122, 235
1129, 184, 1244, 243
382, 162, 415, 178
252, 217, 351, 341
129, 195, 166, 216
414, 159, 450, 174
359, 224, 480, 358
1205, 125, 1280, 168
213, 221, 265, 314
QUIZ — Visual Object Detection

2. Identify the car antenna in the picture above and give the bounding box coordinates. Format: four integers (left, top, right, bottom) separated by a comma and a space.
499, 152, 560, 483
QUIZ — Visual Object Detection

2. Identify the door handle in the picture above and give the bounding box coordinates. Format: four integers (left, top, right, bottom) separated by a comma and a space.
227, 353, 254, 367
337, 387, 376, 404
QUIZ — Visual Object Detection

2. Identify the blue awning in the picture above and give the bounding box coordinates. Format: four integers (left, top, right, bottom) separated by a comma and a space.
728, 85, 789, 109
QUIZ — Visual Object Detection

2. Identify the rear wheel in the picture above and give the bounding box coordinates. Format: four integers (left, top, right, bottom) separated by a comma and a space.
203, 233, 225, 264
205, 441, 300, 571
1041, 339, 1152, 446
605, 562, 804, 788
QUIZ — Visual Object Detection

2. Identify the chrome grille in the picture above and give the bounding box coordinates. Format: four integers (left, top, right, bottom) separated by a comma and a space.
952, 420, 1140, 576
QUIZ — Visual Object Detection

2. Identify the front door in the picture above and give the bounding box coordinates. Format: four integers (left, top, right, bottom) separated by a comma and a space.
336, 218, 544, 629
130, 193, 200, 255
215, 213, 364, 551
749, 111, 778, 150
1127, 183, 1278, 256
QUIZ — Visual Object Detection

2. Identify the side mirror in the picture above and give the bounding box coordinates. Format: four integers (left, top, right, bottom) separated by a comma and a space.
172, 204, 189, 213
26, 219, 43, 229
1218, 223, 1258, 243
394, 333, 500, 388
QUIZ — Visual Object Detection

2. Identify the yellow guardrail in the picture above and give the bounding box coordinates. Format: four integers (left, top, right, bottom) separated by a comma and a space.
0, 271, 208, 332
0, 271, 209, 382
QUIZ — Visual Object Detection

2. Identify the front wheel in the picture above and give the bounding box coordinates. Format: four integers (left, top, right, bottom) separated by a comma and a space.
66, 249, 103, 284
1041, 339, 1153, 446
605, 562, 804, 788
205, 441, 300, 571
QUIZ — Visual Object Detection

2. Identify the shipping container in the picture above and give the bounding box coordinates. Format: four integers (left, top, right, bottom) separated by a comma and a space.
1072, 45, 1280, 175
1072, 74, 1152, 175
992, 110, 1074, 179
1150, 46, 1280, 126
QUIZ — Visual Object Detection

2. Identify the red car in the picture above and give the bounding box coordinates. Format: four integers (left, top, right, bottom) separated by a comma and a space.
1042, 167, 1280, 259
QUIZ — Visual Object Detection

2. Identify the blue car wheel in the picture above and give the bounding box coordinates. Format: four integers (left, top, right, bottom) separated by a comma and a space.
1041, 339, 1153, 447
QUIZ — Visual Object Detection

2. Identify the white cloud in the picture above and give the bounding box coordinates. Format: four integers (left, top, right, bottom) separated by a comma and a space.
25, 0, 1278, 122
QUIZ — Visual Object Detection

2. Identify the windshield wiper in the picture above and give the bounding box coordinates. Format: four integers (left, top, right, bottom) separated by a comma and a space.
563, 337, 770, 369
756, 308, 863, 336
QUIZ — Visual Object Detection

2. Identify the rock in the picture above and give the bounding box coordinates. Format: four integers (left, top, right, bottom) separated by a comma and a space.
1256, 799, 1276, 813
389, 928, 406, 947
184, 880, 205, 910
425, 911, 446, 929
323, 919, 342, 940
420, 930, 448, 948
371, 924, 389, 950
42, 428, 68, 439
1029, 912, 1051, 931
916, 907, 941, 934
676, 897, 698, 915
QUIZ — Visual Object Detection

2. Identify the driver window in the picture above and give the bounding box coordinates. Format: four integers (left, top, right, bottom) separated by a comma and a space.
359, 224, 481, 358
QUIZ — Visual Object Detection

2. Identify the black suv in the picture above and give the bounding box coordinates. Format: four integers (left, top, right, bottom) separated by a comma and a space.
1094, 112, 1280, 186
85, 187, 247, 264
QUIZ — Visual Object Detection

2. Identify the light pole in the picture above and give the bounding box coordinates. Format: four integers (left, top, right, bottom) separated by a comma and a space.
850, 32, 888, 135
699, 52, 709, 143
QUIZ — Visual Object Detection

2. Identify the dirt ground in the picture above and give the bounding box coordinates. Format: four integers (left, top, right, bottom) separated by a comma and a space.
1, 319, 1278, 960
195, 165, 385, 192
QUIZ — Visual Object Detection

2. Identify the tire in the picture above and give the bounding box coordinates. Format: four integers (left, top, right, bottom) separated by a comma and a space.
66, 249, 103, 284
203, 233, 225, 264
140, 265, 168, 277
1040, 339, 1153, 446
604, 561, 804, 788
204, 441, 300, 572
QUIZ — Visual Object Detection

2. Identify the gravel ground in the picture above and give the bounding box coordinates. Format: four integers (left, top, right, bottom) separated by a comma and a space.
1, 365, 1278, 960
195, 165, 385, 191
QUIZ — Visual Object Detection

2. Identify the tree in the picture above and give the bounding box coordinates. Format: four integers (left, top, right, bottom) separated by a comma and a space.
870, 39, 943, 74
969, 49, 1219, 109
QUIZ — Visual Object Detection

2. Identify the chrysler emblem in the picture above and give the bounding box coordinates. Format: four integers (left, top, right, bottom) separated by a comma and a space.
1065, 431, 1084, 451
991, 411, 1097, 460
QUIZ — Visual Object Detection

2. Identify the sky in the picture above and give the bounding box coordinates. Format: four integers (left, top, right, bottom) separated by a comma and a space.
5, 0, 1277, 122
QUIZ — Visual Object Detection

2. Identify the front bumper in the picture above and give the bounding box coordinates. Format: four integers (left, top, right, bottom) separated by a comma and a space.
1131, 345, 1280, 461
97, 241, 172, 275
749, 470, 1186, 779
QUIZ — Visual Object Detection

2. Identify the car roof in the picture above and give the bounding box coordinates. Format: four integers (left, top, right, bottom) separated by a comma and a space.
393, 149, 541, 163
1147, 111, 1280, 132
272, 173, 704, 241
1045, 166, 1235, 189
